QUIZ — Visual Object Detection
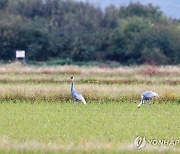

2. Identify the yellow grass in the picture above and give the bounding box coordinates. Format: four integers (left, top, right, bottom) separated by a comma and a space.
0, 62, 179, 101
0, 62, 179, 76
0, 83, 179, 101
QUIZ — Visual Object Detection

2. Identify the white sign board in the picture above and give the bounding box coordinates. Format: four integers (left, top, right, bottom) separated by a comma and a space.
16, 50, 25, 58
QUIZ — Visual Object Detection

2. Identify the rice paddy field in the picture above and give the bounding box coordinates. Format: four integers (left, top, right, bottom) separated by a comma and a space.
0, 62, 180, 153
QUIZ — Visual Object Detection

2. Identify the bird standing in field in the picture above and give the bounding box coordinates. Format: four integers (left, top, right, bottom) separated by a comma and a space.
138, 91, 158, 108
70, 76, 86, 104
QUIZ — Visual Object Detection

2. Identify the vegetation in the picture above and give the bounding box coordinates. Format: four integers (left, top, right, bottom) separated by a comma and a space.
0, 63, 179, 153
0, 63, 179, 102
0, 101, 180, 153
0, 0, 180, 65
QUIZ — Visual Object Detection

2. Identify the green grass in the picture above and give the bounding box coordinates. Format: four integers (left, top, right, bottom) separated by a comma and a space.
0, 100, 179, 153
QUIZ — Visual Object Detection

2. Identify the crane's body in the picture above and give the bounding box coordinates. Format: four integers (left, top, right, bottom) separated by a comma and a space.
71, 77, 86, 104
138, 91, 158, 108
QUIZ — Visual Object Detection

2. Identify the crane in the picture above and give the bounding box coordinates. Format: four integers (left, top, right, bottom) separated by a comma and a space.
70, 76, 86, 104
138, 91, 158, 108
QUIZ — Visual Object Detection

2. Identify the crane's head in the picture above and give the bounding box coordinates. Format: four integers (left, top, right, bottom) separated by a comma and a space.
70, 76, 74, 81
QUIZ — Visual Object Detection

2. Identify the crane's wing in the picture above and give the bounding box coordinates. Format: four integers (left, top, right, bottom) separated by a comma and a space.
71, 90, 86, 104
142, 91, 158, 98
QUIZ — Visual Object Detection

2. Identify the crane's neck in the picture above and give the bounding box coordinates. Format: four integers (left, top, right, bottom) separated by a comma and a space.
138, 97, 144, 108
71, 80, 75, 91
141, 97, 144, 104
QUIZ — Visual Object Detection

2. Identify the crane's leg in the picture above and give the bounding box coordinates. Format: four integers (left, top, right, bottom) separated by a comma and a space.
145, 101, 151, 107
73, 98, 78, 105
74, 100, 80, 106
74, 101, 77, 105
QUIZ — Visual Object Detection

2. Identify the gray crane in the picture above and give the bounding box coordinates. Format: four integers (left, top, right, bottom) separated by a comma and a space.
70, 76, 86, 104
138, 91, 158, 108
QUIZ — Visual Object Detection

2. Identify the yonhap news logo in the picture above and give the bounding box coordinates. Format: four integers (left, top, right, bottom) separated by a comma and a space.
134, 136, 146, 149
134, 136, 180, 149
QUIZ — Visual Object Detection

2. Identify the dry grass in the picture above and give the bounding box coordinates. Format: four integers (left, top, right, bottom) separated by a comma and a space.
0, 139, 179, 153
0, 62, 179, 101
0, 62, 179, 76
0, 74, 179, 85
0, 83, 179, 101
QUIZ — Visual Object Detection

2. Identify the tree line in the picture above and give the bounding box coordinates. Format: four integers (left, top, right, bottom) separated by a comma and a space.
0, 0, 180, 65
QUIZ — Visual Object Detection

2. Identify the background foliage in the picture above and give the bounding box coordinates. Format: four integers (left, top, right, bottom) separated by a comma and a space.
0, 0, 179, 65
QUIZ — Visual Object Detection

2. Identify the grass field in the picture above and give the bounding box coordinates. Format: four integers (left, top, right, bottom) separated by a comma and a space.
0, 63, 179, 153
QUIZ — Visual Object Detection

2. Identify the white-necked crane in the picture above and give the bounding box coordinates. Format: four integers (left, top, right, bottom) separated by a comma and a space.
138, 91, 158, 108
70, 76, 86, 104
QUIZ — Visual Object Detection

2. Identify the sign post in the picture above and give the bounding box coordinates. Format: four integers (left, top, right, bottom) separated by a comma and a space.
16, 50, 26, 64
